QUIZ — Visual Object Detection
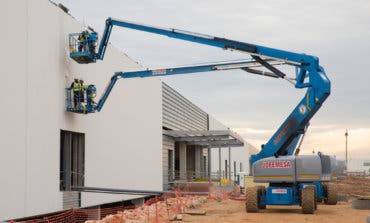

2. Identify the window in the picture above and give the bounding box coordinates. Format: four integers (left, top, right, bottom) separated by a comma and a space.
60, 130, 85, 191
203, 155, 207, 178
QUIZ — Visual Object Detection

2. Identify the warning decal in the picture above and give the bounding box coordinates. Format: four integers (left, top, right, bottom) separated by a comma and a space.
272, 189, 288, 194
152, 69, 167, 75
299, 104, 307, 114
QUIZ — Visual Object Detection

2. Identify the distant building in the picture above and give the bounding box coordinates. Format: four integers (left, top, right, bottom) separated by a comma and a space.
348, 159, 370, 172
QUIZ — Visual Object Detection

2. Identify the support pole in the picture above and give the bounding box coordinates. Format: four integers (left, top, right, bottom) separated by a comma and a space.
218, 147, 222, 184
233, 161, 236, 182
228, 147, 231, 180
208, 146, 211, 183
225, 160, 228, 179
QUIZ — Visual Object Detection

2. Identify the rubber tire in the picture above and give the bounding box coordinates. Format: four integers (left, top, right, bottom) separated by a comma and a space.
257, 186, 266, 209
314, 187, 318, 210
322, 184, 328, 202
246, 187, 258, 213
324, 184, 338, 205
301, 186, 315, 214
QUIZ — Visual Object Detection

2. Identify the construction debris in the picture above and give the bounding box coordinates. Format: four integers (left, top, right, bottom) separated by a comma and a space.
352, 197, 370, 210
84, 184, 242, 223
85, 196, 207, 223
185, 209, 207, 215
174, 214, 182, 221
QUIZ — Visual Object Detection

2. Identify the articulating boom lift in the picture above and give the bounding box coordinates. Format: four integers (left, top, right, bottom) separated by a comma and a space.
68, 18, 337, 214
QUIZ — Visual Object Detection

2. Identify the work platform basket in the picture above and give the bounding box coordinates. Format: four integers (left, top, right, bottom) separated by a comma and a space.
65, 87, 96, 114
69, 33, 97, 64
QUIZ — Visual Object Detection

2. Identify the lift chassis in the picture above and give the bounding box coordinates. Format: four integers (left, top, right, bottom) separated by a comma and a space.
68, 18, 337, 214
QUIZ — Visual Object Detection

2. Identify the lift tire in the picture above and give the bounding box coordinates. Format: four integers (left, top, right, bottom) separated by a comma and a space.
322, 184, 328, 202
246, 187, 258, 213
301, 186, 315, 214
314, 187, 318, 210
324, 184, 338, 205
257, 186, 266, 209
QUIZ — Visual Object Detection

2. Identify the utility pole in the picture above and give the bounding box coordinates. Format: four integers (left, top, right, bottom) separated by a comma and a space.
345, 129, 348, 170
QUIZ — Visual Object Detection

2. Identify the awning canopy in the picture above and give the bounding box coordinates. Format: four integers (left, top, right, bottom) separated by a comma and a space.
163, 129, 244, 148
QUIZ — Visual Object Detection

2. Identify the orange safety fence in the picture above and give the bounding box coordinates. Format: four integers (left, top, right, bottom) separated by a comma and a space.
12, 184, 242, 223
12, 205, 135, 223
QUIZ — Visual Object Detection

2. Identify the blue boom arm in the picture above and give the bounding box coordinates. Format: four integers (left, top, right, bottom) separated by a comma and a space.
97, 18, 317, 70
95, 59, 283, 111
75, 18, 331, 162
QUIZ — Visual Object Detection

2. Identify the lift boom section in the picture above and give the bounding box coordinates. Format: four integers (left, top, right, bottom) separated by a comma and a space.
69, 18, 331, 164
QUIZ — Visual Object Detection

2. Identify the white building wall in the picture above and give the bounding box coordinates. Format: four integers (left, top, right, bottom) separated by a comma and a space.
0, 0, 162, 220
208, 116, 250, 176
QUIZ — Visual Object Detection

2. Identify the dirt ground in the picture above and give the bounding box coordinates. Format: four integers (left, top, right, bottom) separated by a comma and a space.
336, 176, 370, 198
180, 177, 370, 223
87, 177, 370, 223
181, 199, 369, 223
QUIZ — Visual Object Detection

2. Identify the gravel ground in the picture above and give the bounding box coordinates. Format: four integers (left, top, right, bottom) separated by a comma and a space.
181, 177, 370, 223
181, 199, 370, 223
336, 176, 370, 198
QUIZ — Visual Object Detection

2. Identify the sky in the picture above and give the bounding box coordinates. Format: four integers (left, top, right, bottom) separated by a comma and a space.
54, 0, 370, 162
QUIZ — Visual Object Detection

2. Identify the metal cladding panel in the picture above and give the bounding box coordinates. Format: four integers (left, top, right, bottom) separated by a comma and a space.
253, 156, 296, 183
162, 82, 208, 130
296, 155, 322, 182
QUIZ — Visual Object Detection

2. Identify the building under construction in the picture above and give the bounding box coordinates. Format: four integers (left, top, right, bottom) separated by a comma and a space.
0, 0, 250, 220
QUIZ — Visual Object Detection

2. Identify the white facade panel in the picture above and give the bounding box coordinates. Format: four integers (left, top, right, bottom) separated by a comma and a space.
0, 0, 162, 220
0, 0, 28, 219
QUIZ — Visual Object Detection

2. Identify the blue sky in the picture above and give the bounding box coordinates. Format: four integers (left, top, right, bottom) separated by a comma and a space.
54, 0, 370, 160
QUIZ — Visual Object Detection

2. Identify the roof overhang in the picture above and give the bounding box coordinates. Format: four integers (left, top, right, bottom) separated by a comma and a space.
163, 129, 244, 148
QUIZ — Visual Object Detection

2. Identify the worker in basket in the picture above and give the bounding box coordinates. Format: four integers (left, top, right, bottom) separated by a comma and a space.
70, 78, 81, 108
79, 79, 87, 112
86, 85, 97, 110
79, 80, 97, 113
78, 31, 88, 52
88, 32, 98, 54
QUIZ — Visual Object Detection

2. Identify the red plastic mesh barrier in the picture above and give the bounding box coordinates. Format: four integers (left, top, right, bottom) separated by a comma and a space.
84, 185, 241, 223
12, 185, 242, 223
12, 205, 136, 223
83, 195, 208, 223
